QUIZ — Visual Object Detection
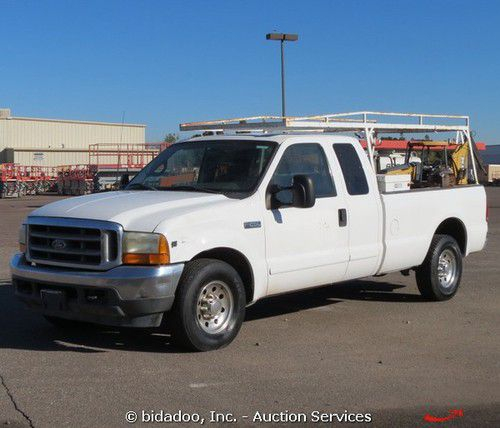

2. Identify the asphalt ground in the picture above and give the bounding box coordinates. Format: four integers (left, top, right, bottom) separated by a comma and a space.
0, 190, 498, 427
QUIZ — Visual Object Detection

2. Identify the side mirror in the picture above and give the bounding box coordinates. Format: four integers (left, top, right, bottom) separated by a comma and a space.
120, 173, 130, 189
266, 174, 315, 209
291, 175, 315, 208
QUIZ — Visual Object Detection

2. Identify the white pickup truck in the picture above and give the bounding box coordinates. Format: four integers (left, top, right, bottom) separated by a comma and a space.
11, 112, 488, 351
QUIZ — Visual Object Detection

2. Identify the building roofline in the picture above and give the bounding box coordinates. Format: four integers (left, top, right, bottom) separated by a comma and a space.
0, 115, 146, 128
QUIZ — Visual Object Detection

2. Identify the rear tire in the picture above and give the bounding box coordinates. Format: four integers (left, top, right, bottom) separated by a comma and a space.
168, 259, 246, 352
416, 234, 462, 301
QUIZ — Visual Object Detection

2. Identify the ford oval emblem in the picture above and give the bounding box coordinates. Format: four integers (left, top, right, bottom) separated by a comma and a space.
51, 239, 67, 250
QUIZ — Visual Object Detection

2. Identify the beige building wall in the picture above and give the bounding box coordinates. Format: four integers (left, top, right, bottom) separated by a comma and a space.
13, 150, 90, 166
12, 149, 156, 168
0, 109, 147, 167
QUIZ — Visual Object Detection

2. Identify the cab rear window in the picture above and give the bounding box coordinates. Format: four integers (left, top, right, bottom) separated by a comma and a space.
333, 144, 369, 195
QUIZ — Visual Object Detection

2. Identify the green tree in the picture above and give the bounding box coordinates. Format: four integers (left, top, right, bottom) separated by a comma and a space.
164, 133, 179, 144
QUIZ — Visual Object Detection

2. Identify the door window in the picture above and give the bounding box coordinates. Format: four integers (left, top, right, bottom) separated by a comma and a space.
270, 143, 335, 204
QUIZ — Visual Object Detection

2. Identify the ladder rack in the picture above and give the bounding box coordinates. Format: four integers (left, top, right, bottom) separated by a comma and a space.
180, 111, 470, 133
179, 111, 478, 182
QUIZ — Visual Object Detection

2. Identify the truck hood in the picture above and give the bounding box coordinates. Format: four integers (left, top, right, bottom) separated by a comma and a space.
29, 190, 228, 232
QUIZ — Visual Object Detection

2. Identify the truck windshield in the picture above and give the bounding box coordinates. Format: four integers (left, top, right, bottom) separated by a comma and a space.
127, 140, 277, 195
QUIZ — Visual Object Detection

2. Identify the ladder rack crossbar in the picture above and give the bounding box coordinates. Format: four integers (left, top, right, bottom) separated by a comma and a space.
180, 111, 470, 134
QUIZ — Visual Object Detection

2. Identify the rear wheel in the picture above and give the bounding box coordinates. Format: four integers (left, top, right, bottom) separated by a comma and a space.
416, 234, 462, 301
168, 259, 246, 351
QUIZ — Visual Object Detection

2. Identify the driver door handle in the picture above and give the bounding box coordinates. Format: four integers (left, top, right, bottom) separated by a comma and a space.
338, 208, 347, 227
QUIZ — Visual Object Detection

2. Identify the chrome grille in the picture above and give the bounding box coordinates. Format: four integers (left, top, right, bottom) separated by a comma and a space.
26, 217, 122, 270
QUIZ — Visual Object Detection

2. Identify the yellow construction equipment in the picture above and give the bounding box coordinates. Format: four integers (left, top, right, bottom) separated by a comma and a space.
380, 140, 470, 188
450, 142, 469, 185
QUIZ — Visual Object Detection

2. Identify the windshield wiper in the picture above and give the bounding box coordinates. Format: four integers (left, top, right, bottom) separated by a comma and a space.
126, 182, 158, 191
161, 185, 222, 194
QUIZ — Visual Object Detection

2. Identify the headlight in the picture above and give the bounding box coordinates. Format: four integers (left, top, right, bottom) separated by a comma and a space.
122, 232, 170, 265
18, 224, 27, 253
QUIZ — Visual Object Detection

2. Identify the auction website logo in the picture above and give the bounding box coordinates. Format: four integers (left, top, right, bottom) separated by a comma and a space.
423, 409, 464, 423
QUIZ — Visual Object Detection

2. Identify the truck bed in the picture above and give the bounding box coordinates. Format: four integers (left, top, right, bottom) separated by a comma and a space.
378, 185, 488, 274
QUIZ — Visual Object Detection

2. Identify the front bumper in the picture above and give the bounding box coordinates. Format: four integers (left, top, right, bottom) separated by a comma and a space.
10, 253, 184, 328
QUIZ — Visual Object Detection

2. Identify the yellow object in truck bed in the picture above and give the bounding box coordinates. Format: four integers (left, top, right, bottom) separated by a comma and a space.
384, 164, 414, 175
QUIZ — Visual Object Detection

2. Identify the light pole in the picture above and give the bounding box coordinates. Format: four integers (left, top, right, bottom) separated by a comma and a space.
266, 33, 298, 118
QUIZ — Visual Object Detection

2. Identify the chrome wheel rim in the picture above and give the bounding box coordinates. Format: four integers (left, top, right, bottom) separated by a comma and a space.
196, 281, 234, 334
437, 249, 457, 290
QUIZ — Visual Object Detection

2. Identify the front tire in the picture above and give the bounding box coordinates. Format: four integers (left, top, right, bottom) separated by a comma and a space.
416, 234, 462, 301
168, 259, 246, 351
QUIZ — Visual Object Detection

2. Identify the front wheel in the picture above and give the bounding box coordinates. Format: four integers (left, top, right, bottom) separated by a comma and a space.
416, 234, 463, 301
168, 259, 246, 351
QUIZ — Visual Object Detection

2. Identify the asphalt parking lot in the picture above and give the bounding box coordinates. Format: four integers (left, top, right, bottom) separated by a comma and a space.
0, 190, 499, 428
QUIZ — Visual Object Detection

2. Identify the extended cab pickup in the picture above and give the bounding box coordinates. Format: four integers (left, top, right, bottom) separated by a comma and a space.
11, 127, 488, 351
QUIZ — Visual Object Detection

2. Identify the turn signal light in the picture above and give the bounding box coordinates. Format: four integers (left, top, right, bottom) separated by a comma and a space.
122, 253, 169, 265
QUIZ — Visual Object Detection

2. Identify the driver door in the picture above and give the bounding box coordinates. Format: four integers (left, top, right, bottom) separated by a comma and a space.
263, 143, 349, 295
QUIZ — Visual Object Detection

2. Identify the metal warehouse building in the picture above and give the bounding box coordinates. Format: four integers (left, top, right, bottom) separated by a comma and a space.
0, 108, 146, 167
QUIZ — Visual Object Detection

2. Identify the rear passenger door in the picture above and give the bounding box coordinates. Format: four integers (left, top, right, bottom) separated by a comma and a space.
263, 142, 350, 295
332, 143, 382, 279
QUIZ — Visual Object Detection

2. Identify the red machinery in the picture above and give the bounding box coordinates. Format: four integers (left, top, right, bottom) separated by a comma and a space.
0, 163, 22, 198
56, 144, 160, 195
88, 143, 159, 171
56, 164, 98, 196
0, 164, 57, 198
22, 165, 58, 195
1, 143, 166, 198
87, 143, 159, 192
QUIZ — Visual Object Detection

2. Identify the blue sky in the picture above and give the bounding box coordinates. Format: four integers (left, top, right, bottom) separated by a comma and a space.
1, 0, 499, 143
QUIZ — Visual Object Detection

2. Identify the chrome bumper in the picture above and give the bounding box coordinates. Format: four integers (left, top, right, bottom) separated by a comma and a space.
10, 253, 184, 327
